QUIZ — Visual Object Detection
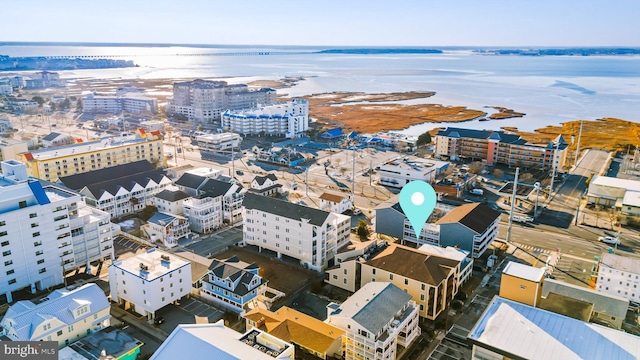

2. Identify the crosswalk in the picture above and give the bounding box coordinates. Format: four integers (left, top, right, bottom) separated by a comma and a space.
513, 242, 556, 255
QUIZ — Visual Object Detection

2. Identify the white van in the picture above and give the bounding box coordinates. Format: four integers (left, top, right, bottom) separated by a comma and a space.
470, 188, 484, 196
513, 215, 534, 223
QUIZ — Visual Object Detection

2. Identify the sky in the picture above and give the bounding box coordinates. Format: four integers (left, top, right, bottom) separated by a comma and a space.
2, 0, 639, 47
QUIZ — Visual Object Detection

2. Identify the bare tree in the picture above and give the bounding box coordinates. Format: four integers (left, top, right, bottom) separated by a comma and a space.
519, 173, 534, 183
493, 169, 504, 179
469, 161, 485, 174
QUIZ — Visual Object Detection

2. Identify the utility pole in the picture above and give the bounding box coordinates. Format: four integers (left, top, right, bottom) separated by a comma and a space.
534, 182, 540, 217
506, 167, 519, 243
574, 120, 583, 167
550, 139, 559, 192
305, 168, 309, 197
351, 149, 356, 202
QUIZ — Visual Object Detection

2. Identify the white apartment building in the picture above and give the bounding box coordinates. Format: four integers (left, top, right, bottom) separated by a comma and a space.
82, 92, 158, 114
597, 253, 640, 302
242, 193, 350, 272
0, 79, 11, 95
325, 282, 421, 360
0, 160, 114, 303
176, 173, 244, 225
109, 248, 192, 319
196, 132, 242, 152
0, 283, 111, 348
183, 195, 223, 234
377, 157, 449, 189
221, 99, 309, 138
167, 79, 276, 123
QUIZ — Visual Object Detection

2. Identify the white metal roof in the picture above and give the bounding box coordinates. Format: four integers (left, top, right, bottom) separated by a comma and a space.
591, 175, 640, 192
600, 253, 640, 275
111, 248, 190, 281
502, 261, 545, 282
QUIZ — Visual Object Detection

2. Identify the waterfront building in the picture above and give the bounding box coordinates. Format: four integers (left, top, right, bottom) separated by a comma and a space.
82, 92, 158, 114
0, 284, 110, 348
58, 160, 172, 219
435, 127, 568, 171
17, 130, 164, 182
200, 256, 267, 313
109, 248, 191, 320
325, 282, 421, 360
242, 193, 350, 272
221, 99, 309, 138
150, 321, 295, 360
167, 79, 276, 123
0, 160, 114, 302
245, 306, 345, 360
24, 71, 65, 89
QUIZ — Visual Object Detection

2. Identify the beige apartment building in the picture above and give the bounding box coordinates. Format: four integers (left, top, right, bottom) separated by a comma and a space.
17, 130, 163, 181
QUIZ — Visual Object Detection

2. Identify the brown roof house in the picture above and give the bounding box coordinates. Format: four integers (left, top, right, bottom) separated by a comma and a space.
435, 202, 500, 258
244, 306, 344, 359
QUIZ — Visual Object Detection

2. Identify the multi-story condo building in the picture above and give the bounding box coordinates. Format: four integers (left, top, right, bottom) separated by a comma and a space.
0, 78, 11, 95
17, 130, 164, 182
82, 92, 158, 114
167, 79, 276, 123
176, 172, 244, 225
376, 200, 500, 259
377, 157, 449, 189
3, 96, 38, 113
0, 160, 114, 302
596, 253, 640, 302
24, 71, 65, 89
221, 99, 309, 138
200, 257, 267, 313
435, 127, 568, 171
245, 306, 344, 360
242, 193, 351, 272
325, 282, 421, 360
59, 160, 172, 219
196, 132, 242, 152
182, 195, 222, 234
109, 248, 192, 320
0, 284, 110, 348
151, 187, 190, 215
325, 243, 460, 320
151, 321, 295, 360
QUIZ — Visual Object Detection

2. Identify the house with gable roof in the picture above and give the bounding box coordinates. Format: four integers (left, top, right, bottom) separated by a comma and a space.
151, 186, 190, 215
0, 283, 110, 348
249, 174, 282, 197
42, 132, 72, 148
200, 256, 267, 313
319, 192, 352, 214
143, 211, 190, 248
325, 282, 420, 360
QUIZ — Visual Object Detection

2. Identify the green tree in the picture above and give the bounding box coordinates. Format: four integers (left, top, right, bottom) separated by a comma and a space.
416, 131, 432, 147
32, 96, 45, 107
356, 219, 370, 239
59, 98, 71, 110
76, 99, 83, 112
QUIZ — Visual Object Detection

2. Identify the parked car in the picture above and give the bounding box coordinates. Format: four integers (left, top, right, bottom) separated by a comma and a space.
353, 208, 362, 215
513, 215, 534, 223
235, 170, 244, 176
599, 236, 621, 245
153, 317, 164, 325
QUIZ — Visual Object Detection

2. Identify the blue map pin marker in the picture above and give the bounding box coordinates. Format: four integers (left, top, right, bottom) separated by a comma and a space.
399, 181, 437, 239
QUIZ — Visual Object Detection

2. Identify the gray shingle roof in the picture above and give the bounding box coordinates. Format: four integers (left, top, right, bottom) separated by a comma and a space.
199, 178, 234, 198
42, 132, 62, 141
350, 283, 412, 334
436, 203, 500, 234
174, 173, 207, 190
253, 174, 278, 186
58, 160, 157, 191
148, 212, 177, 226
437, 127, 526, 145
155, 189, 190, 202
208, 258, 265, 296
243, 193, 330, 226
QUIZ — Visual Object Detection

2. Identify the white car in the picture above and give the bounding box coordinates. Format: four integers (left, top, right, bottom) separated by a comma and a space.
599, 236, 621, 245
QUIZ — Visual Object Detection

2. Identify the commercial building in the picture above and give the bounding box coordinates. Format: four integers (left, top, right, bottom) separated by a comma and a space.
542, 278, 629, 330
195, 132, 242, 152
377, 157, 449, 189
58, 160, 172, 219
596, 253, 640, 303
325, 282, 421, 360
245, 306, 344, 360
325, 243, 460, 320
586, 175, 640, 215
17, 130, 164, 182
82, 92, 158, 114
0, 160, 114, 302
242, 193, 351, 272
200, 256, 267, 313
435, 127, 568, 171
221, 99, 309, 138
468, 296, 640, 360
109, 248, 192, 320
0, 284, 110, 348
151, 321, 295, 360
167, 79, 276, 123
499, 261, 546, 307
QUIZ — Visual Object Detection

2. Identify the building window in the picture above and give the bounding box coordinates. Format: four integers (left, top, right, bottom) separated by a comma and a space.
33, 232, 40, 237
8, 279, 16, 285
2, 250, 11, 256
35, 250, 43, 256
4, 260, 12, 266
37, 259, 44, 264
6, 269, 14, 275
1, 241, 8, 247
404, 279, 409, 285
30, 213, 38, 218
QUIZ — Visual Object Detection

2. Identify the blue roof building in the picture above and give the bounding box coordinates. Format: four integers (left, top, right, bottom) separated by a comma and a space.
320, 128, 344, 139
468, 296, 640, 360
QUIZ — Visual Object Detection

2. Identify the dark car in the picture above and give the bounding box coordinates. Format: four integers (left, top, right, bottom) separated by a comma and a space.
153, 317, 164, 325
236, 170, 244, 176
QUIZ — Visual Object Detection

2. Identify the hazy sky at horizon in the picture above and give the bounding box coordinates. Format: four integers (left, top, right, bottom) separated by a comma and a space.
2, 0, 638, 47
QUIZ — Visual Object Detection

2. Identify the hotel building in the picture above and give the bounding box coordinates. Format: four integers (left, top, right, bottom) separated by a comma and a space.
221, 99, 309, 138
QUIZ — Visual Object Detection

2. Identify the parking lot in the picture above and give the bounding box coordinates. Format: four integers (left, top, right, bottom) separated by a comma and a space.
178, 226, 244, 258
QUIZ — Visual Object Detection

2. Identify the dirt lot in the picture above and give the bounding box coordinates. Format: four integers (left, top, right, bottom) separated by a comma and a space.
214, 246, 316, 295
